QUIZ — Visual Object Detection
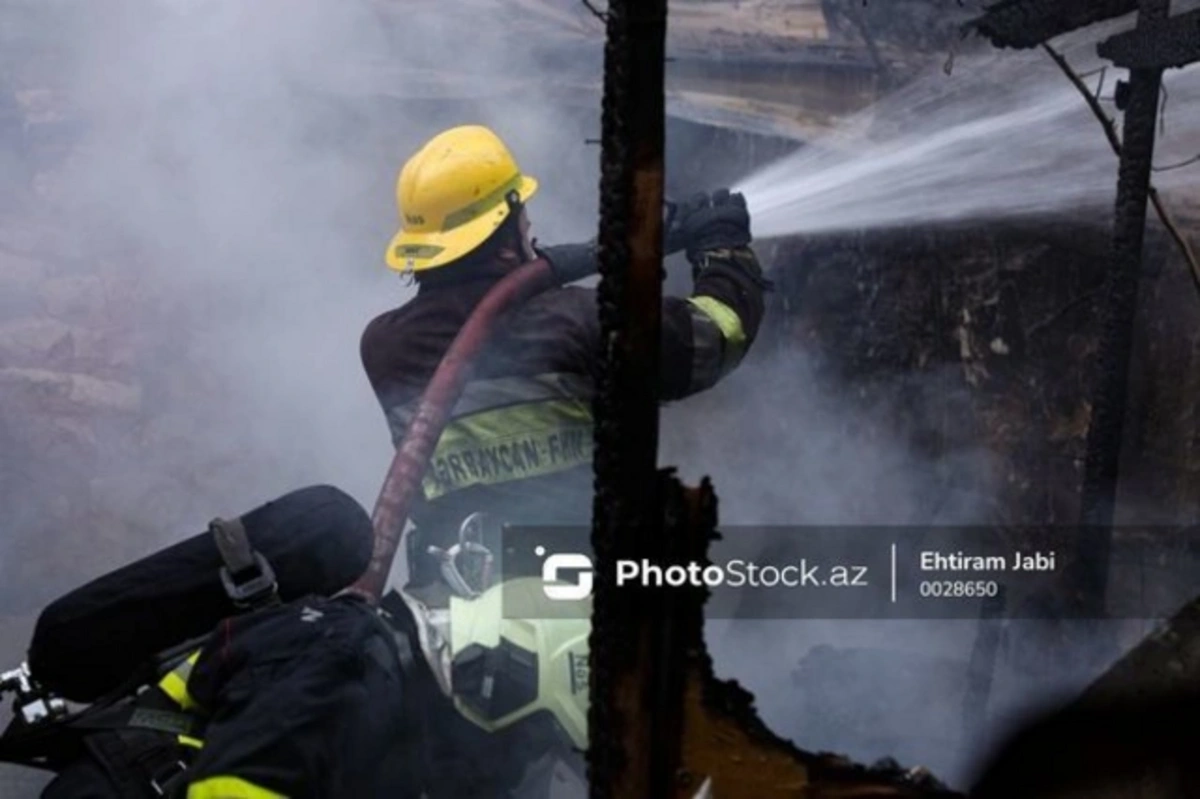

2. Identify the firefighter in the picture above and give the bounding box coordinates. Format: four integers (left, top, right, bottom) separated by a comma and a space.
348, 124, 769, 794
20, 124, 767, 799
360, 123, 770, 604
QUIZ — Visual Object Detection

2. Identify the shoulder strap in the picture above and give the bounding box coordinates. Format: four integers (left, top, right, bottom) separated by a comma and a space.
68, 695, 204, 739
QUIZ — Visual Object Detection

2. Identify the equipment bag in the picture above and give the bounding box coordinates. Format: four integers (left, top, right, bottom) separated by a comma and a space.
27, 484, 374, 703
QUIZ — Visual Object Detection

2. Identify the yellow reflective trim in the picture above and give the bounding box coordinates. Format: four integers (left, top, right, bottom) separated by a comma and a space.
687, 296, 746, 352
158, 651, 201, 711
186, 776, 286, 799
392, 243, 444, 261
422, 399, 594, 500
386, 372, 594, 449
178, 734, 204, 749
441, 173, 522, 231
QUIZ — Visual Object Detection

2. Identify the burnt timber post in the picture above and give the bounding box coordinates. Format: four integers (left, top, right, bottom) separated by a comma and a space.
1076, 0, 1172, 613
588, 0, 681, 797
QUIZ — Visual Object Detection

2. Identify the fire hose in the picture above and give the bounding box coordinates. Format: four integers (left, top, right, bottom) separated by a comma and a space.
346, 257, 558, 604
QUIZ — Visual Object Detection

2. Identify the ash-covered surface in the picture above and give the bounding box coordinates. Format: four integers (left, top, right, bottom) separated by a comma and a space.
685, 645, 964, 796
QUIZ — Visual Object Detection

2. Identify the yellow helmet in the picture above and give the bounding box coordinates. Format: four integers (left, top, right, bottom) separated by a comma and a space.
386, 125, 539, 273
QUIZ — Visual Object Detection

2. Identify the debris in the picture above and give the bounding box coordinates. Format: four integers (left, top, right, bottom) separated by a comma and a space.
0, 318, 74, 364
0, 368, 141, 414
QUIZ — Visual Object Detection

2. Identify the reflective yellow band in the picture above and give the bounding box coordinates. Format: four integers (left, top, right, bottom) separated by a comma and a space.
442, 173, 522, 231
422, 399, 594, 500
158, 651, 201, 711
186, 776, 286, 799
392, 242, 444, 261
387, 372, 594, 445
691, 295, 744, 379
178, 734, 204, 749
688, 296, 746, 350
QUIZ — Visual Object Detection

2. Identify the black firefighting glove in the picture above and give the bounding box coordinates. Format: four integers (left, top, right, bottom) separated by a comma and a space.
537, 240, 598, 285
666, 188, 752, 264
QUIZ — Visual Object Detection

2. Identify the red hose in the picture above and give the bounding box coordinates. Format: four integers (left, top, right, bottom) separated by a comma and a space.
347, 258, 557, 604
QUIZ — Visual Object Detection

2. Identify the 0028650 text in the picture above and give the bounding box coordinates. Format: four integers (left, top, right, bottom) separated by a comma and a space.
918, 580, 999, 599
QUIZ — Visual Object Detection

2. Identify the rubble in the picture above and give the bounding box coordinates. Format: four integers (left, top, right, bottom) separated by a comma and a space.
0, 368, 141, 415
0, 318, 75, 363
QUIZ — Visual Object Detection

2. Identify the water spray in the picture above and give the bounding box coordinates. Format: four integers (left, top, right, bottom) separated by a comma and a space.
732, 31, 1200, 241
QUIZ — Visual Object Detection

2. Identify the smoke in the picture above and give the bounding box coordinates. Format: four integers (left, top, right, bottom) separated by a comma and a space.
661, 343, 1005, 784
0, 0, 604, 581
0, 4, 603, 787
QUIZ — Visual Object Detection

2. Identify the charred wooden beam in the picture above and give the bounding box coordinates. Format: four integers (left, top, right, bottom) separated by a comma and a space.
969, 0, 1138, 49
1076, 0, 1171, 611
587, 0, 674, 795
1097, 7, 1200, 69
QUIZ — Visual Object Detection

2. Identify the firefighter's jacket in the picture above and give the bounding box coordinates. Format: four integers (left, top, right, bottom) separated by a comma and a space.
360, 245, 768, 545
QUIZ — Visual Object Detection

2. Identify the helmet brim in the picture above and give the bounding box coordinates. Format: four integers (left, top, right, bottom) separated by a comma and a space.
385, 174, 539, 273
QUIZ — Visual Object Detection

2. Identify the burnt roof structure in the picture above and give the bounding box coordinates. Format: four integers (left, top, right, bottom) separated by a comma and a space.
1097, 6, 1200, 67
969, 0, 1139, 48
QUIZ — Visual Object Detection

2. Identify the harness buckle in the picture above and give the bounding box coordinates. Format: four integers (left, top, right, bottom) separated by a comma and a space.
427, 512, 496, 598
210, 516, 280, 610
219, 550, 279, 610
149, 760, 189, 796
0, 662, 69, 726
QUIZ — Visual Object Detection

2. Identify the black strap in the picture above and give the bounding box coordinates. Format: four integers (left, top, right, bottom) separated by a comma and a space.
86, 728, 191, 798
68, 690, 202, 797
68, 695, 204, 740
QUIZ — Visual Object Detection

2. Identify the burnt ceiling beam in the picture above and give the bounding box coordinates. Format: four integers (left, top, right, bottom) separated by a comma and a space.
1097, 7, 1200, 68
969, 0, 1138, 49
